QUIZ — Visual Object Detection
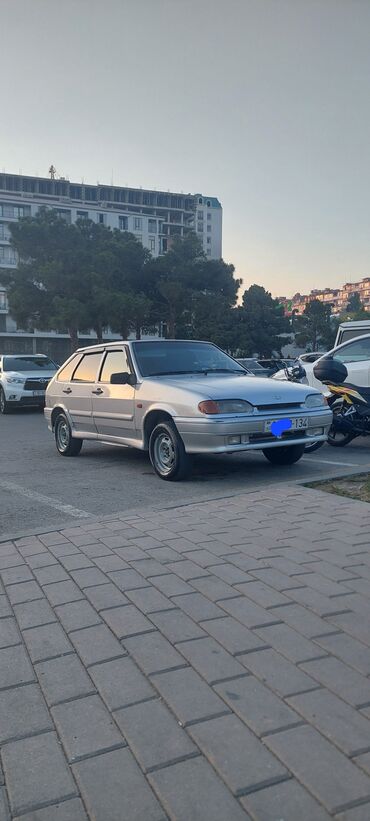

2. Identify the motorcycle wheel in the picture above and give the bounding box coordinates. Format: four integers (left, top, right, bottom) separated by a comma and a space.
304, 440, 325, 454
327, 404, 354, 447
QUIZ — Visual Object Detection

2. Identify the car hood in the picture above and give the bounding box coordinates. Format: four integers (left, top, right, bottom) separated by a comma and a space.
4, 370, 57, 380
149, 374, 318, 405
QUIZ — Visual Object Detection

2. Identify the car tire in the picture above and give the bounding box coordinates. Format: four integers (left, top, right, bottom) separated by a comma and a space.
0, 387, 11, 415
263, 443, 305, 465
304, 440, 325, 453
54, 413, 83, 457
149, 420, 192, 481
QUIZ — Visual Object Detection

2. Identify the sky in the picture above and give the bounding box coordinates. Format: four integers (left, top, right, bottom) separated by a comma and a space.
2, 0, 370, 297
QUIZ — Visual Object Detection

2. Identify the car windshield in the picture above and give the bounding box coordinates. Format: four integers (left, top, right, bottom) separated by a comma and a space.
3, 356, 57, 372
132, 341, 246, 377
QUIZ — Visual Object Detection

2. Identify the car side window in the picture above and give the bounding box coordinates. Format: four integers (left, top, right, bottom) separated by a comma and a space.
72, 353, 103, 383
99, 349, 131, 383
334, 338, 370, 363
57, 355, 81, 381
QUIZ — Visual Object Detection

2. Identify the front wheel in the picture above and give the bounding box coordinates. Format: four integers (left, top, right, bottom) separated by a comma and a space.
54, 413, 83, 457
263, 443, 305, 465
0, 387, 11, 415
149, 420, 192, 481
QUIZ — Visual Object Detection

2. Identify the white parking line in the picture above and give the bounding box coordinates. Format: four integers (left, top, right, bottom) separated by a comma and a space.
303, 457, 361, 467
0, 480, 91, 519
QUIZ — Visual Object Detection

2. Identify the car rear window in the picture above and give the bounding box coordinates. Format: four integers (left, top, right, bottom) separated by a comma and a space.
57, 355, 81, 382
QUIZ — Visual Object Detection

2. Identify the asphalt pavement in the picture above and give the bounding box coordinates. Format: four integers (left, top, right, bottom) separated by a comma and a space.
1, 408, 370, 540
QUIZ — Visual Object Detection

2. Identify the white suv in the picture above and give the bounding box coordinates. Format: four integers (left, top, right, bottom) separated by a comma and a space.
0, 354, 58, 414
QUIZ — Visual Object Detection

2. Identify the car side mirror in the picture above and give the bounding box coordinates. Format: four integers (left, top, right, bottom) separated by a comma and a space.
110, 371, 135, 385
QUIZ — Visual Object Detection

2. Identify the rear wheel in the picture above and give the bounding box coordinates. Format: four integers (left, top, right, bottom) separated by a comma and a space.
327, 404, 354, 447
263, 443, 305, 465
149, 420, 192, 481
54, 413, 82, 457
0, 387, 11, 415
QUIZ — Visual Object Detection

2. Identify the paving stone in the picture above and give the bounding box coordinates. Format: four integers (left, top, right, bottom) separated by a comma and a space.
165, 559, 210, 580
288, 585, 352, 616
265, 725, 370, 815
176, 636, 246, 684
2, 732, 77, 816
6, 581, 43, 605
240, 778, 331, 820
43, 580, 84, 606
171, 591, 225, 621
102, 604, 155, 638
89, 655, 155, 710
249, 567, 304, 590
0, 596, 11, 618
123, 631, 186, 675
38, 533, 70, 546
33, 565, 70, 585
209, 563, 253, 584
219, 595, 282, 628
328, 612, 370, 647
354, 751, 370, 776
335, 803, 370, 821
268, 602, 338, 638
215, 675, 303, 737
148, 756, 248, 821
70, 624, 125, 666
1, 566, 33, 585
113, 545, 147, 561
315, 631, 370, 676
128, 558, 169, 578
84, 582, 128, 611
190, 574, 241, 602
13, 797, 88, 820
73, 747, 165, 821
92, 554, 128, 572
148, 609, 206, 643
52, 694, 124, 762
254, 622, 326, 664
48, 544, 81, 558
115, 698, 197, 772
287, 688, 370, 757
124, 586, 176, 614
0, 683, 52, 743
188, 712, 287, 795
0, 788, 9, 821
235, 579, 291, 608
54, 600, 101, 633
78, 542, 113, 558
151, 666, 230, 726
36, 653, 95, 706
180, 548, 225, 568
25, 553, 58, 569
0, 645, 35, 690
59, 554, 94, 571
0, 618, 21, 649
13, 599, 57, 631
148, 573, 193, 597
202, 615, 266, 655
22, 622, 73, 663
69, 567, 110, 588
240, 647, 318, 697
0, 555, 24, 570
108, 568, 150, 591
301, 656, 370, 708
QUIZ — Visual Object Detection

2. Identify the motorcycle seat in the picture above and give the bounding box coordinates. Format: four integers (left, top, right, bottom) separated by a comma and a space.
330, 382, 370, 401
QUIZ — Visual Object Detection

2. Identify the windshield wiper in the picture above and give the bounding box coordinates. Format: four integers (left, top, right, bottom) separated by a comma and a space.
148, 370, 204, 376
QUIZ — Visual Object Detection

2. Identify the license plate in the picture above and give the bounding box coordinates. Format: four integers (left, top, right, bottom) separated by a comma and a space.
32, 391, 45, 397
264, 417, 309, 433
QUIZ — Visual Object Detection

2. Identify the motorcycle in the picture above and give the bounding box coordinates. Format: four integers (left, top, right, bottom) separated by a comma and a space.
310, 356, 370, 448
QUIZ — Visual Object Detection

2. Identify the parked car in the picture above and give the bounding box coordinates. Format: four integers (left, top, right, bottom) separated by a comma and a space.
335, 320, 370, 347
257, 359, 295, 376
309, 334, 370, 392
0, 354, 59, 414
236, 358, 271, 377
44, 339, 332, 481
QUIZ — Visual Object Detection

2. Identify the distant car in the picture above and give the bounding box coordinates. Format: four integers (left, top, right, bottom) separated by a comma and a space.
44, 339, 331, 481
237, 358, 270, 377
0, 354, 58, 414
257, 359, 295, 376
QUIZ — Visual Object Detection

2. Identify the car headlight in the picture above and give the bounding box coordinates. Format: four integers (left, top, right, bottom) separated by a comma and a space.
198, 399, 254, 414
305, 393, 326, 408
5, 376, 24, 384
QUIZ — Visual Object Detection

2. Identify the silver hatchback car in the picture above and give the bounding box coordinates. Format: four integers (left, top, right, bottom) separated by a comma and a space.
44, 339, 332, 480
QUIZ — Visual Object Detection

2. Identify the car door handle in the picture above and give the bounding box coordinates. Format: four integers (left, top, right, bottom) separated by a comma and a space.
92, 388, 104, 395
62, 388, 72, 394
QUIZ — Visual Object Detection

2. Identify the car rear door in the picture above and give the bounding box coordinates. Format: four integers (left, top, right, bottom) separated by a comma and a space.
68, 351, 104, 434
333, 337, 370, 387
91, 347, 136, 440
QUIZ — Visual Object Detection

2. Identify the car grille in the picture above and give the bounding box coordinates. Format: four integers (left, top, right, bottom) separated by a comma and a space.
256, 402, 303, 411
24, 379, 50, 391
249, 431, 305, 444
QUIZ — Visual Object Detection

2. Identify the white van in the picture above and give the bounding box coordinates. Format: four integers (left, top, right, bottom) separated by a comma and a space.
335, 320, 370, 347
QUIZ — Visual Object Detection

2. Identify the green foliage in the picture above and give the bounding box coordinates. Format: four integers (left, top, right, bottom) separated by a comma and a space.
229, 285, 290, 356
294, 299, 337, 351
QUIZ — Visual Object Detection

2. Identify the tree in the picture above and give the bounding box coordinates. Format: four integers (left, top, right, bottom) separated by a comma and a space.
294, 299, 337, 350
232, 285, 290, 356
340, 291, 369, 321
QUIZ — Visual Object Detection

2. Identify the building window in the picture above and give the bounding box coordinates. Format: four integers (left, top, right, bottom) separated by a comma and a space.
135, 235, 142, 244
207, 200, 211, 206
54, 209, 71, 224
198, 197, 203, 204
207, 237, 211, 244
197, 223, 203, 232
77, 210, 89, 219
207, 212, 212, 221
198, 211, 203, 220
134, 217, 142, 230
98, 213, 105, 224
119, 215, 128, 230
207, 225, 212, 232
148, 219, 157, 233
149, 237, 155, 253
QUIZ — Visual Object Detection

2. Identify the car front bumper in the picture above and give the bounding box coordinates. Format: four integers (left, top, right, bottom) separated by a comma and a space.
2, 385, 46, 406
175, 408, 333, 454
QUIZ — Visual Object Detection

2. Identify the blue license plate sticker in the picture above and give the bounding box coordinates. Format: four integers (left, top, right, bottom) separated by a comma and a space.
270, 418, 292, 436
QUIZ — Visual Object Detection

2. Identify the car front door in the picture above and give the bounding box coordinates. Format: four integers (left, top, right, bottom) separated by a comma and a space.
92, 348, 136, 440
69, 351, 104, 434
333, 337, 370, 387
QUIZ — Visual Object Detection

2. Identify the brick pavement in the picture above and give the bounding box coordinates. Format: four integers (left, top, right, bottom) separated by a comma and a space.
1, 485, 370, 819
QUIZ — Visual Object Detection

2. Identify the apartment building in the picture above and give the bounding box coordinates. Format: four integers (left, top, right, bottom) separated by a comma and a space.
280, 277, 370, 316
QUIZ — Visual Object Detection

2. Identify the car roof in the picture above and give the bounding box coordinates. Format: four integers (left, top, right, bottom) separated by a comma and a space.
1, 353, 49, 358
75, 339, 221, 353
